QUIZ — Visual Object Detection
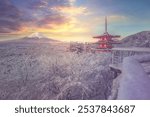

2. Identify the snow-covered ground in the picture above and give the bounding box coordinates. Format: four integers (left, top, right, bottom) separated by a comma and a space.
0, 39, 114, 100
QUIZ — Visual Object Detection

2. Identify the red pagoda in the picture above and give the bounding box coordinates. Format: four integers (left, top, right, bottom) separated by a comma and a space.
93, 17, 121, 49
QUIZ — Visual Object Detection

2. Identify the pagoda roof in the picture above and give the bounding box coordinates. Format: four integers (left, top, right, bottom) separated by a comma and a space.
93, 32, 120, 39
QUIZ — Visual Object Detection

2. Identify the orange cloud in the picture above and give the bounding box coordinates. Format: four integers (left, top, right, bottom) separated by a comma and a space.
51, 6, 87, 16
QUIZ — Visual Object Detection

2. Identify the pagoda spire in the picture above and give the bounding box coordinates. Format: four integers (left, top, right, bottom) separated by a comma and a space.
105, 16, 107, 33
93, 16, 121, 49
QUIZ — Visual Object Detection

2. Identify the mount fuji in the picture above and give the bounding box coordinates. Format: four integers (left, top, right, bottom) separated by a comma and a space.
20, 32, 59, 43
27, 32, 48, 39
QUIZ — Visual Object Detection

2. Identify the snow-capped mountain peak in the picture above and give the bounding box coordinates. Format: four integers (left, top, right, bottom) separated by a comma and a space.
28, 32, 47, 39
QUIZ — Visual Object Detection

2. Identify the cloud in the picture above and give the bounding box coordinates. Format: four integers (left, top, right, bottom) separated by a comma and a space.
37, 15, 69, 29
29, 0, 48, 9
0, 0, 22, 33
51, 6, 87, 16
68, 0, 76, 5
44, 0, 90, 37
0, 0, 93, 42
28, 0, 72, 9
0, 20, 21, 33
0, 0, 76, 34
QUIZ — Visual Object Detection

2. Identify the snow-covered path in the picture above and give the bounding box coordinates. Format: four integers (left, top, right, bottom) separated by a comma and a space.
117, 55, 150, 100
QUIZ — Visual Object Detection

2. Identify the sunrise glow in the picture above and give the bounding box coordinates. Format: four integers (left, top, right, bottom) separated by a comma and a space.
0, 0, 150, 42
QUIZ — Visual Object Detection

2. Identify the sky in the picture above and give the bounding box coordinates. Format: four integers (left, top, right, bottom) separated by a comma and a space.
0, 0, 150, 42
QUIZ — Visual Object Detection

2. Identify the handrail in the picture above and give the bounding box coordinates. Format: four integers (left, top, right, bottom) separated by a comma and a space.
112, 47, 150, 52
111, 47, 150, 64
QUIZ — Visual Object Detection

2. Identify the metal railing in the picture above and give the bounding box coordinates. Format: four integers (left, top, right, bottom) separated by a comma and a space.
111, 47, 150, 65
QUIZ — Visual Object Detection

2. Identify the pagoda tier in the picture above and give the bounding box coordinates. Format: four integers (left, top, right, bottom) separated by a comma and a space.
93, 17, 121, 49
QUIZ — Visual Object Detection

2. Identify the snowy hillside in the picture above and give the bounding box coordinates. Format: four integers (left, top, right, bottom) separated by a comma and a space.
120, 31, 150, 47
0, 39, 114, 100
